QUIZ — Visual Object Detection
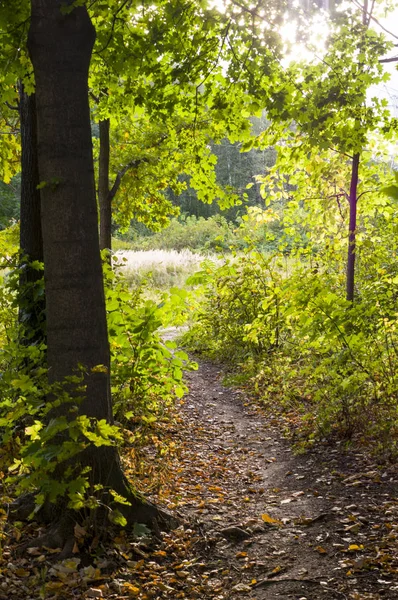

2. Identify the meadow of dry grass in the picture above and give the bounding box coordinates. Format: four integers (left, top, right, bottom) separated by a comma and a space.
115, 249, 219, 289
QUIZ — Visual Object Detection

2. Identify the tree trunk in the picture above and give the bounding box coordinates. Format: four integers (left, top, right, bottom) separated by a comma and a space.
346, 153, 359, 303
99, 118, 112, 254
28, 0, 110, 416
345, 1, 367, 303
26, 0, 173, 543
18, 82, 45, 344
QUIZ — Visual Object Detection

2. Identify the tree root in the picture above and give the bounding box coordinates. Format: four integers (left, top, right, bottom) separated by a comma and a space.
8, 447, 179, 556
9, 489, 179, 558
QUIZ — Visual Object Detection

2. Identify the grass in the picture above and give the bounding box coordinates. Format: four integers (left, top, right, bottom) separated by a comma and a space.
114, 249, 219, 290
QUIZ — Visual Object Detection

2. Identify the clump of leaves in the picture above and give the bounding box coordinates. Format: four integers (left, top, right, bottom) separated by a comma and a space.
182, 251, 284, 361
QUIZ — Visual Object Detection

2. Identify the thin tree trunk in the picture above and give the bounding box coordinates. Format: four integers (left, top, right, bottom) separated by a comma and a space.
99, 118, 112, 254
346, 153, 359, 303
26, 0, 173, 543
18, 82, 45, 343
345, 2, 367, 303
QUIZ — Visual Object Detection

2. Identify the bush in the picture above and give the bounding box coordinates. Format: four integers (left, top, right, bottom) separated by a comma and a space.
182, 249, 398, 456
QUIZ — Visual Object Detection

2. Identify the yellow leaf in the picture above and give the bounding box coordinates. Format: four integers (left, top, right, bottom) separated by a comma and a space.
261, 513, 282, 525
348, 544, 364, 551
236, 551, 248, 558
315, 546, 328, 554
122, 582, 140, 595
91, 364, 108, 374
272, 565, 283, 574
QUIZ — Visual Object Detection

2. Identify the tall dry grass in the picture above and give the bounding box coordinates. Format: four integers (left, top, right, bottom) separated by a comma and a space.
115, 249, 219, 289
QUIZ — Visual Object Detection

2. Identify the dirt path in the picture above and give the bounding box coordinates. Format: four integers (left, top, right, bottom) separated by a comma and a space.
2, 354, 397, 600
156, 357, 398, 600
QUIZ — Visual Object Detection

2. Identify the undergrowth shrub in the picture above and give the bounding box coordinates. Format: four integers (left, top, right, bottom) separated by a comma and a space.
183, 252, 284, 360
0, 250, 196, 519
104, 257, 197, 428
116, 210, 286, 255
183, 250, 398, 456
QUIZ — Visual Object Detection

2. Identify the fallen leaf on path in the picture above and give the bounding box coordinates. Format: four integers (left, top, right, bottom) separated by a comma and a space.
261, 513, 282, 526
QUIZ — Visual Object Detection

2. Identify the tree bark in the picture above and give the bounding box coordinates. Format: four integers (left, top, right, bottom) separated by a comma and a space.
99, 118, 112, 254
346, 153, 359, 303
18, 82, 45, 343
26, 0, 173, 540
28, 0, 110, 416
345, 0, 367, 303
19, 84, 43, 265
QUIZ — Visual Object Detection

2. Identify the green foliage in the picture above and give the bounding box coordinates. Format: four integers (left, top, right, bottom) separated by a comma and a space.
183, 252, 283, 359
127, 215, 237, 253
184, 241, 398, 455
0, 175, 20, 230
0, 222, 19, 254
87, 0, 285, 235
0, 260, 116, 512
104, 256, 197, 427
121, 209, 286, 255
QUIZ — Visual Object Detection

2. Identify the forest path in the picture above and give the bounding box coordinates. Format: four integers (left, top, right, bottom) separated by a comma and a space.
2, 352, 397, 600
154, 356, 398, 600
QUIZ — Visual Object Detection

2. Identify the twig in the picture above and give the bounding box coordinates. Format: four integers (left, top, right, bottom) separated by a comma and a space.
379, 56, 398, 64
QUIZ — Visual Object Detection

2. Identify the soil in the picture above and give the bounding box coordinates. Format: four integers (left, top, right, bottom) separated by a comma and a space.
154, 356, 398, 600
1, 352, 397, 600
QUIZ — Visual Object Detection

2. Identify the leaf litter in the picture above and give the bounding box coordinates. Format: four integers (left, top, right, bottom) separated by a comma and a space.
0, 357, 397, 599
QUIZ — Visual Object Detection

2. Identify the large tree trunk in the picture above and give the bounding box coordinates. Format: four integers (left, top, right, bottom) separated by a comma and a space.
18, 83, 45, 344
26, 0, 173, 545
98, 118, 112, 254
28, 0, 110, 417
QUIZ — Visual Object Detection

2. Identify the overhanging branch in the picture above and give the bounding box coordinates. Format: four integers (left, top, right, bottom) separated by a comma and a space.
107, 158, 148, 203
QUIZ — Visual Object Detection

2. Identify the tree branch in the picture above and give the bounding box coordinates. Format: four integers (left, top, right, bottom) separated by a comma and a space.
379, 56, 398, 63
5, 101, 19, 111
350, 0, 398, 40
107, 158, 148, 203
